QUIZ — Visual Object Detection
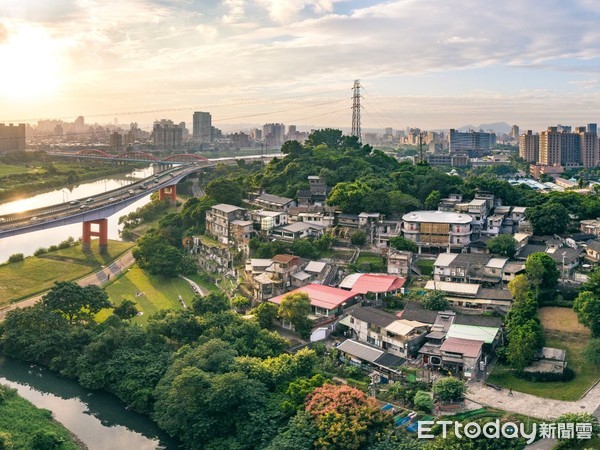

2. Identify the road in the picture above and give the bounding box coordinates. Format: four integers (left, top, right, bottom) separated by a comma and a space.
466, 380, 600, 420
0, 250, 136, 320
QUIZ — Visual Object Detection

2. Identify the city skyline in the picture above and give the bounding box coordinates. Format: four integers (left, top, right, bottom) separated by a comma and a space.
2, 1, 600, 131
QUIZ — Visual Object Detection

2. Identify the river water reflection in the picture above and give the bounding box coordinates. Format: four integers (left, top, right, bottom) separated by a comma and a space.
0, 356, 180, 450
0, 167, 156, 262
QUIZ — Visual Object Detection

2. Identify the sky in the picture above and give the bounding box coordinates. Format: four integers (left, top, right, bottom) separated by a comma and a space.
1, 0, 600, 132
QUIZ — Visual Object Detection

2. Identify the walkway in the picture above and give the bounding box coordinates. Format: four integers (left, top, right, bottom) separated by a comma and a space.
179, 275, 210, 297
0, 250, 136, 320
466, 381, 600, 420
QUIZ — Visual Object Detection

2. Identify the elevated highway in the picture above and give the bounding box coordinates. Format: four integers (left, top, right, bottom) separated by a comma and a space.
0, 153, 279, 252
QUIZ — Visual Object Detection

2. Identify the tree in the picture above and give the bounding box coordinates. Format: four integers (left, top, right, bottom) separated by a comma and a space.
554, 413, 600, 446
230, 295, 250, 313
133, 233, 183, 278
192, 292, 230, 315
424, 190, 441, 210
574, 291, 600, 337
42, 281, 111, 324
278, 292, 312, 338
507, 274, 529, 304
390, 236, 417, 253
422, 290, 450, 311
432, 377, 465, 402
581, 267, 600, 297
327, 181, 371, 214
526, 202, 570, 235
413, 391, 433, 412
424, 419, 526, 450
486, 234, 518, 258
205, 178, 243, 205
505, 321, 541, 371
388, 191, 420, 217
254, 302, 278, 329
113, 299, 138, 321
525, 252, 559, 300
305, 128, 344, 150
305, 384, 393, 450
350, 230, 367, 246
265, 411, 317, 450
583, 338, 600, 365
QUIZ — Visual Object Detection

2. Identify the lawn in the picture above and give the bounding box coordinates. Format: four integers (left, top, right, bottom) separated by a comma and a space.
0, 163, 34, 177
0, 240, 131, 305
186, 272, 221, 295
488, 308, 597, 401
98, 265, 193, 325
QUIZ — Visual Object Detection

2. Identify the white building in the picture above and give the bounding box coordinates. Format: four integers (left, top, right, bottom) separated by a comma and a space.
402, 211, 473, 254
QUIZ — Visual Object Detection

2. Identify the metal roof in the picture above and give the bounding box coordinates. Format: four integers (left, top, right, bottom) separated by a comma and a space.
212, 203, 245, 213
305, 261, 327, 274
384, 319, 428, 336
337, 339, 383, 363
447, 324, 499, 344
434, 253, 458, 267
425, 280, 480, 295
350, 307, 397, 327
486, 257, 508, 269
402, 211, 473, 224
440, 337, 484, 358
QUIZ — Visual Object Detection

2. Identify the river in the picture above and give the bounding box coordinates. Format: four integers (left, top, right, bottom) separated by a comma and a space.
0, 167, 157, 263
0, 356, 180, 449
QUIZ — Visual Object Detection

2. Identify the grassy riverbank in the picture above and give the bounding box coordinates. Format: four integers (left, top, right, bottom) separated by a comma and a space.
0, 385, 83, 449
0, 159, 141, 202
0, 240, 134, 305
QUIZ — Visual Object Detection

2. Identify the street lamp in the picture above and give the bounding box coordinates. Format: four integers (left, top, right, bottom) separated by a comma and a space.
61, 189, 68, 203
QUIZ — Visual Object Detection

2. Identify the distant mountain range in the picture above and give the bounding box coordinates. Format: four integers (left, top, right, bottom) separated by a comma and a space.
457, 122, 513, 134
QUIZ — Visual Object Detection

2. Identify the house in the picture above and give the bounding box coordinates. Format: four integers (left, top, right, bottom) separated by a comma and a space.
467, 199, 489, 232
525, 347, 567, 374
584, 240, 600, 263
336, 339, 405, 380
249, 210, 288, 235
397, 301, 439, 325
271, 222, 326, 241
254, 193, 295, 212
337, 213, 360, 229
387, 250, 414, 275
308, 175, 328, 203
205, 204, 247, 244
433, 253, 507, 286
339, 273, 406, 301
287, 205, 336, 228
438, 337, 485, 379
268, 284, 359, 319
424, 280, 513, 311
402, 211, 473, 254
229, 220, 254, 254
376, 219, 403, 247
188, 235, 232, 274
339, 306, 428, 358
502, 261, 526, 283
580, 219, 600, 237
269, 254, 302, 288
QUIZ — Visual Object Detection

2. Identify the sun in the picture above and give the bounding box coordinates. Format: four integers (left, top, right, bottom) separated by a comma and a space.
0, 25, 63, 101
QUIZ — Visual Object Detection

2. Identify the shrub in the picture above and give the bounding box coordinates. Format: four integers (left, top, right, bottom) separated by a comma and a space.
413, 391, 433, 412
48, 245, 59, 252
7, 253, 23, 263
514, 368, 575, 382
33, 248, 48, 256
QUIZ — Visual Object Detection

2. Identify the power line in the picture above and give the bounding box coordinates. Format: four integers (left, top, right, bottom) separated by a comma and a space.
0, 88, 349, 123
361, 85, 398, 128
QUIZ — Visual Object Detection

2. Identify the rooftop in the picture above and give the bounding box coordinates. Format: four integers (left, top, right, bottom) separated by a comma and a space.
341, 273, 406, 294
384, 319, 428, 336
256, 193, 293, 205
398, 301, 439, 324
268, 284, 358, 310
447, 323, 499, 344
425, 280, 480, 296
272, 254, 300, 264
349, 306, 398, 327
440, 337, 484, 358
277, 222, 326, 232
337, 339, 405, 368
305, 261, 327, 274
402, 211, 473, 224
212, 203, 245, 213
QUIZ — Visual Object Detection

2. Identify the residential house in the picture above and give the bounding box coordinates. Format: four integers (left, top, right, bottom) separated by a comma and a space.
336, 339, 405, 380
376, 219, 403, 247
424, 280, 513, 311
229, 220, 254, 254
188, 235, 232, 274
438, 337, 485, 379
271, 222, 326, 241
433, 253, 507, 286
339, 273, 406, 301
308, 175, 328, 204
502, 261, 526, 283
341, 306, 428, 358
584, 240, 600, 263
287, 205, 336, 228
387, 250, 414, 276
254, 193, 295, 212
268, 284, 359, 319
269, 254, 302, 288
402, 211, 473, 254
249, 210, 288, 235
205, 203, 247, 244
580, 219, 600, 237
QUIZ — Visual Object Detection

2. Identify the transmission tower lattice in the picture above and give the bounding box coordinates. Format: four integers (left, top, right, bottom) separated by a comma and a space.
351, 80, 361, 139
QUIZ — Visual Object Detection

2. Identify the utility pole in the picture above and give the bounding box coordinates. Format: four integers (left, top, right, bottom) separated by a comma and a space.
351, 80, 361, 140
419, 131, 425, 164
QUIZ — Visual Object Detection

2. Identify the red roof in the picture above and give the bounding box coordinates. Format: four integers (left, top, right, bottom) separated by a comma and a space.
272, 254, 300, 264
269, 284, 358, 311
440, 337, 484, 358
350, 274, 406, 294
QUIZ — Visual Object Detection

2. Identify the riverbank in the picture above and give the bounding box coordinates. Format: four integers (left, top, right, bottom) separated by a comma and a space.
0, 384, 85, 449
0, 160, 141, 202
0, 240, 134, 306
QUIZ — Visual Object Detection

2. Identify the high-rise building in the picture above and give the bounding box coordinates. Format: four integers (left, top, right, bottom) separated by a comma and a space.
560, 131, 581, 166
109, 131, 123, 152
448, 129, 496, 156
539, 127, 561, 166
579, 125, 599, 168
193, 111, 212, 143
153, 120, 183, 149
0, 123, 26, 153
263, 123, 285, 147
519, 130, 539, 163
510, 125, 519, 139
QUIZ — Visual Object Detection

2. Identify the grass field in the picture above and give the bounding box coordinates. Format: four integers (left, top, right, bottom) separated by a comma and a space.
98, 265, 193, 325
0, 385, 81, 449
488, 307, 597, 401
0, 163, 35, 177
0, 240, 134, 305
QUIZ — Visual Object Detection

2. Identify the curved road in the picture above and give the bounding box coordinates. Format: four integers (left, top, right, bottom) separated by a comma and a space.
0, 250, 136, 320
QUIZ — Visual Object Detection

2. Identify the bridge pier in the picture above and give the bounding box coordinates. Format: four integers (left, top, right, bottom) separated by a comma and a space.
159, 185, 177, 203
82, 219, 108, 254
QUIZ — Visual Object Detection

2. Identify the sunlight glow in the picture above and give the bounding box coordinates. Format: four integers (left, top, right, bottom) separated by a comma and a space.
0, 25, 63, 101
